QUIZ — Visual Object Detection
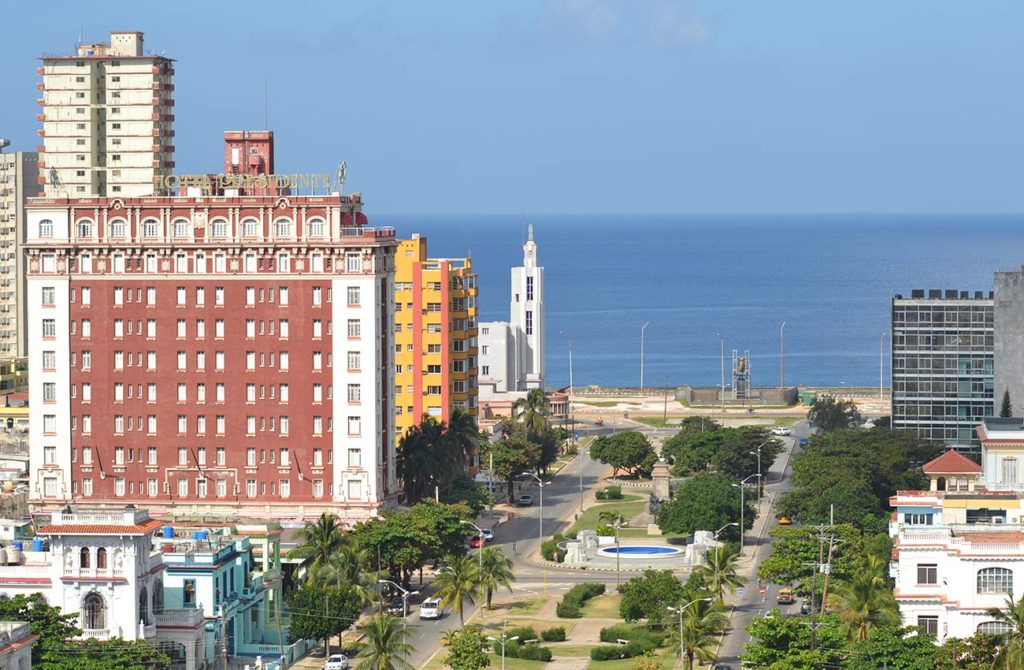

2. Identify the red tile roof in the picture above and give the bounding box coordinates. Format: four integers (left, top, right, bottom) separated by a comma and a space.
922, 449, 983, 474
955, 532, 1024, 544
38, 518, 164, 536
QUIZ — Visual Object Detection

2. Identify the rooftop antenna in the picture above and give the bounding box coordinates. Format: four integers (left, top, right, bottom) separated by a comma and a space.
48, 167, 67, 197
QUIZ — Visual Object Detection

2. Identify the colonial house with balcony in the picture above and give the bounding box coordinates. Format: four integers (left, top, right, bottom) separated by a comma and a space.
0, 507, 204, 669
890, 417, 1024, 641
0, 621, 36, 670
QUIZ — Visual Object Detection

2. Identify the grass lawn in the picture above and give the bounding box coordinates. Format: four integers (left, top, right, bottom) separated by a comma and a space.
631, 417, 674, 427
567, 500, 646, 537
616, 527, 654, 538
579, 593, 622, 618
588, 651, 677, 669
578, 400, 641, 407
422, 652, 549, 670
548, 644, 600, 657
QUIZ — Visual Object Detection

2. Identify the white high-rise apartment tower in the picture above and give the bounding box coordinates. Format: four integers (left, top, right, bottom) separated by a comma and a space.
38, 31, 174, 197
479, 224, 545, 395
0, 145, 40, 358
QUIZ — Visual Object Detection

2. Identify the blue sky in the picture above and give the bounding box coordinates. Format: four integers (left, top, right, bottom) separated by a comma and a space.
1, 0, 1021, 214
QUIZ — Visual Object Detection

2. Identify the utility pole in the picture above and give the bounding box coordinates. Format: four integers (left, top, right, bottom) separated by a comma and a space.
719, 334, 726, 420
663, 375, 669, 424
780, 322, 786, 388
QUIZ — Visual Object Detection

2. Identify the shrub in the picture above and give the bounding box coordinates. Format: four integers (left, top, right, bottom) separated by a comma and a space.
556, 582, 606, 619
596, 486, 623, 500
599, 625, 664, 650
541, 534, 566, 562
599, 624, 636, 643
597, 524, 616, 537
590, 642, 645, 661
541, 627, 566, 642
517, 645, 553, 662
506, 626, 537, 643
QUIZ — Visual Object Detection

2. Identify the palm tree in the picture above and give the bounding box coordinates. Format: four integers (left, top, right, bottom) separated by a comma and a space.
986, 594, 1024, 669
478, 547, 515, 609
694, 546, 744, 603
287, 513, 342, 580
827, 557, 900, 641
598, 510, 624, 528
396, 415, 462, 504
513, 388, 550, 440
311, 538, 376, 605
447, 407, 480, 464
677, 599, 728, 670
355, 613, 413, 670
433, 554, 482, 625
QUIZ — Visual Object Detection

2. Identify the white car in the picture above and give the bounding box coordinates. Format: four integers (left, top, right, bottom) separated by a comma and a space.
324, 654, 349, 670
481, 528, 494, 542
771, 427, 792, 436
419, 598, 442, 620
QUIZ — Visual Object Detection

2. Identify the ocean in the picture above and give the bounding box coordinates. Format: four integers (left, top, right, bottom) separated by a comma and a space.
374, 214, 1024, 389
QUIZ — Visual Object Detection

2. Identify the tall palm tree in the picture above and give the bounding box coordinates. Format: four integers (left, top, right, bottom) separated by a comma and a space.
355, 613, 413, 670
694, 546, 744, 603
396, 415, 461, 504
311, 538, 376, 605
287, 513, 342, 580
598, 510, 624, 528
986, 594, 1024, 669
478, 547, 515, 609
513, 388, 550, 440
678, 599, 728, 670
827, 558, 900, 641
433, 554, 482, 625
447, 407, 480, 464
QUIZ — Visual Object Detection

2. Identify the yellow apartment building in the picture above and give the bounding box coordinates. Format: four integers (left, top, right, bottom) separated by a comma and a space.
394, 235, 479, 467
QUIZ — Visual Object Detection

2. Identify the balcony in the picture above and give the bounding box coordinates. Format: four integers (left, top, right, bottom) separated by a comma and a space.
82, 628, 108, 638
63, 567, 126, 580
155, 608, 204, 628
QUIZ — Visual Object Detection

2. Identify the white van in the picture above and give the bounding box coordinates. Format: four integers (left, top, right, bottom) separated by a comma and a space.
419, 598, 442, 620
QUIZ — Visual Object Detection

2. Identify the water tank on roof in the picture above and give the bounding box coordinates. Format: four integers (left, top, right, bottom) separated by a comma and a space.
163, 526, 174, 539
5, 544, 20, 564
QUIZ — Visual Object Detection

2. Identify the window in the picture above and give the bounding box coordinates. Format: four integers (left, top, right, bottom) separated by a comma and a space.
978, 621, 1013, 635
196, 319, 205, 338
82, 446, 93, 465
148, 447, 157, 465
278, 253, 290, 272
313, 416, 323, 435
81, 351, 91, 370
348, 384, 361, 402
83, 478, 93, 496
196, 287, 205, 306
917, 564, 937, 585
44, 445, 57, 464
917, 616, 938, 636
312, 351, 322, 370
211, 219, 228, 238
905, 513, 933, 525
348, 416, 361, 435
43, 350, 56, 370
347, 319, 361, 338
196, 478, 207, 498
215, 351, 225, 371
216, 415, 226, 434
280, 383, 289, 401
526, 310, 533, 335
279, 287, 289, 305
196, 351, 206, 370
280, 479, 290, 498
247, 480, 257, 497
146, 351, 156, 370
347, 480, 362, 500
978, 567, 1014, 594
347, 286, 360, 305
39, 219, 54, 238
280, 319, 289, 338
280, 351, 289, 370
215, 286, 225, 305
308, 218, 325, 237
247, 447, 257, 466
242, 219, 258, 237
216, 479, 227, 497
216, 383, 225, 402
178, 478, 188, 497
43, 382, 56, 402
173, 219, 190, 238
246, 351, 256, 370
143, 219, 158, 238
82, 593, 106, 631
114, 447, 125, 465
42, 318, 56, 338
347, 351, 360, 370
183, 580, 196, 606
42, 286, 55, 306
275, 219, 292, 237
348, 449, 361, 467
43, 414, 56, 434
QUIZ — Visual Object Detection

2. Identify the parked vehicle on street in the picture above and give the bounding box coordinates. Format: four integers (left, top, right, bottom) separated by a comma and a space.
777, 517, 793, 526
799, 437, 809, 447
481, 528, 494, 542
771, 426, 792, 436
516, 494, 534, 506
776, 588, 795, 604
469, 535, 484, 548
800, 600, 812, 615
324, 654, 349, 670
386, 598, 406, 616
419, 598, 442, 620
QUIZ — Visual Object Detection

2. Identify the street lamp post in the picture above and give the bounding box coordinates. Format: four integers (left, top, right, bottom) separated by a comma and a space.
733, 474, 761, 550
487, 634, 520, 670
713, 522, 738, 542
377, 579, 419, 620
780, 322, 786, 388
461, 520, 485, 573
520, 472, 544, 541
750, 439, 769, 497
562, 331, 581, 516
612, 513, 624, 590
668, 597, 713, 663
640, 321, 650, 393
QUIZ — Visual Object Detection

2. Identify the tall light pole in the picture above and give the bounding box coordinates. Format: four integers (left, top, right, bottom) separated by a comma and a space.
640, 321, 650, 393
612, 513, 624, 590
779, 322, 786, 388
378, 579, 419, 620
668, 597, 713, 662
713, 522, 738, 542
521, 471, 547, 593
880, 331, 886, 400
718, 333, 725, 418
461, 520, 485, 573
733, 473, 761, 551
750, 439, 769, 497
561, 330, 582, 517
487, 633, 520, 670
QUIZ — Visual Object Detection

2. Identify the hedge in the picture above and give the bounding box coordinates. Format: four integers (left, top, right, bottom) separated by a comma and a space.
541, 534, 566, 562
494, 640, 553, 662
596, 486, 623, 500
590, 642, 646, 661
556, 582, 606, 619
598, 624, 664, 650
541, 626, 566, 642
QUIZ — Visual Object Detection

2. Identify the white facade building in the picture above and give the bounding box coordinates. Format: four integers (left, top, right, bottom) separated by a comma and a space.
479, 224, 544, 398
38, 31, 174, 197
0, 148, 40, 358
0, 621, 35, 670
891, 418, 1024, 641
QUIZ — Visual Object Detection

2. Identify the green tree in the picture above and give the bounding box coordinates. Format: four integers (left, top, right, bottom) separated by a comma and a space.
676, 598, 728, 670
844, 627, 940, 670
1002, 389, 1014, 418
742, 610, 846, 669
288, 512, 343, 580
443, 624, 491, 670
478, 547, 515, 609
632, 651, 661, 670
807, 396, 863, 432
440, 472, 494, 515
310, 538, 377, 606
356, 613, 414, 670
0, 593, 80, 667
656, 473, 754, 540
618, 569, 686, 628
986, 594, 1024, 669
660, 425, 781, 481
448, 407, 481, 463
397, 415, 462, 505
45, 638, 172, 670
513, 388, 550, 441
483, 435, 540, 501
935, 633, 1002, 670
694, 546, 744, 603
434, 554, 482, 625
828, 555, 901, 641
287, 585, 364, 656
590, 431, 658, 478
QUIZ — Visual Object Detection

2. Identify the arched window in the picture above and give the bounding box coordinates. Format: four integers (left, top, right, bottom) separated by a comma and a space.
173, 219, 190, 238
138, 586, 150, 625
210, 219, 228, 238
274, 218, 292, 238
241, 219, 259, 237
307, 218, 325, 237
142, 219, 159, 238
96, 547, 107, 569
77, 220, 93, 238
82, 593, 106, 631
153, 579, 164, 614
79, 547, 90, 569
39, 219, 54, 238
978, 620, 1012, 635
110, 219, 126, 238
978, 567, 1014, 594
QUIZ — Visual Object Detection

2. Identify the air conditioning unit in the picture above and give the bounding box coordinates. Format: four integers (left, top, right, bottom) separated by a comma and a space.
992, 517, 1005, 525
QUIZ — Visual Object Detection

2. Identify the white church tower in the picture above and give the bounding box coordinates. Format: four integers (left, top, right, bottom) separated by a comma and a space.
509, 224, 545, 390
479, 224, 546, 398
